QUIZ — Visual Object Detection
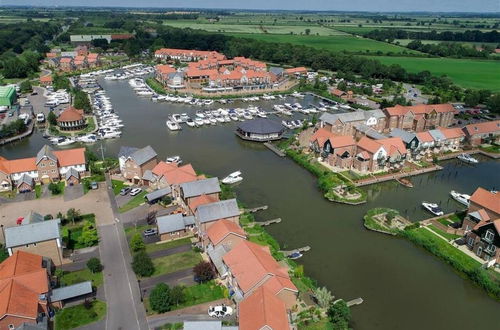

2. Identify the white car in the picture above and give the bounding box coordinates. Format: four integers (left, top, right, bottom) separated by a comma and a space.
208, 305, 233, 318
129, 188, 142, 196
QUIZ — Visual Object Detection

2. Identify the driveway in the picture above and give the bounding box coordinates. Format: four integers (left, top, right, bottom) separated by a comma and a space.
64, 184, 84, 201
139, 268, 195, 296
148, 244, 191, 259
13, 192, 35, 202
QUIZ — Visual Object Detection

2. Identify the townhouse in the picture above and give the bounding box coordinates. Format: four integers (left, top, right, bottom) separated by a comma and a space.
180, 177, 222, 212
154, 48, 226, 62
0, 145, 87, 192
319, 110, 387, 136
45, 50, 101, 72
462, 120, 500, 147
154, 65, 185, 89
156, 213, 196, 241
118, 145, 158, 184
195, 199, 240, 233
384, 103, 456, 132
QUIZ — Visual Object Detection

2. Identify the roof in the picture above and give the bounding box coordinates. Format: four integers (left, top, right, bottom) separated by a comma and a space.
428, 129, 446, 142
128, 146, 157, 166
65, 167, 80, 180
357, 136, 383, 154
56, 106, 84, 122
285, 67, 307, 74
52, 148, 86, 167
377, 137, 407, 156
189, 194, 219, 212
207, 219, 246, 246
0, 251, 48, 320
385, 103, 455, 116
310, 128, 336, 146
36, 145, 57, 165
269, 67, 284, 76
156, 64, 176, 75
157, 214, 195, 234
161, 164, 198, 185
181, 177, 221, 198
5, 219, 61, 248
464, 120, 500, 136
223, 240, 296, 294
354, 124, 387, 140
320, 110, 385, 126
330, 88, 346, 97
118, 146, 139, 158
207, 244, 230, 275
183, 321, 237, 330
39, 75, 52, 83
17, 174, 34, 188
22, 211, 45, 225
145, 187, 172, 202
237, 119, 284, 135
469, 209, 490, 222
329, 135, 356, 148
390, 128, 417, 144
469, 188, 500, 215
239, 286, 289, 330
440, 127, 465, 139
416, 131, 434, 143
50, 281, 92, 302
196, 199, 240, 224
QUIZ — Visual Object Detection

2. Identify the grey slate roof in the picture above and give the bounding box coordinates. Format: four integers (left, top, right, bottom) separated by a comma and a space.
118, 146, 139, 158
142, 169, 156, 182
355, 124, 387, 140
167, 72, 185, 79
269, 67, 284, 76
428, 129, 446, 142
196, 199, 239, 224
51, 281, 93, 302
65, 167, 80, 180
5, 219, 61, 248
389, 128, 417, 144
237, 119, 284, 135
129, 145, 157, 166
181, 177, 221, 198
36, 145, 57, 164
17, 174, 34, 188
320, 109, 385, 125
145, 187, 172, 202
157, 214, 195, 234
207, 244, 229, 276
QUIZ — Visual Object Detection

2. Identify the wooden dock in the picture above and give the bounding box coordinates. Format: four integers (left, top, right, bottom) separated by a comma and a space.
346, 298, 364, 307
354, 165, 442, 187
244, 205, 268, 213
260, 218, 281, 226
264, 142, 285, 157
280, 246, 310, 257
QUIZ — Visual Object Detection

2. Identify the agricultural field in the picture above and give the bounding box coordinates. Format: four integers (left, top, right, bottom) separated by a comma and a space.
364, 56, 500, 90
229, 33, 421, 55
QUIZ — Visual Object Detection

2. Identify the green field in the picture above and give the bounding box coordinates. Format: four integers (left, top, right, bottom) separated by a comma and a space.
229, 33, 420, 55
365, 56, 500, 90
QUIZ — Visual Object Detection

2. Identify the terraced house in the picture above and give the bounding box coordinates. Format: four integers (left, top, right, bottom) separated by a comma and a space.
384, 103, 456, 132
118, 145, 158, 184
0, 145, 87, 192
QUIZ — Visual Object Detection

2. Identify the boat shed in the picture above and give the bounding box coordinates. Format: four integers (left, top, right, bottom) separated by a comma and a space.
0, 86, 17, 107
235, 118, 285, 142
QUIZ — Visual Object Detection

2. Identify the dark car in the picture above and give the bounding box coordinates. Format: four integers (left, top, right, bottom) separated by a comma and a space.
120, 187, 131, 195
143, 228, 158, 237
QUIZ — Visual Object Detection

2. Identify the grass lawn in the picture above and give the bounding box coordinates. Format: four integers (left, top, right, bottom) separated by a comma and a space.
363, 56, 500, 90
59, 268, 104, 288
427, 225, 462, 241
112, 179, 126, 195
145, 237, 192, 254
55, 300, 106, 330
480, 143, 500, 154
228, 33, 419, 55
150, 250, 202, 277
299, 319, 334, 330
125, 224, 154, 238
118, 191, 148, 213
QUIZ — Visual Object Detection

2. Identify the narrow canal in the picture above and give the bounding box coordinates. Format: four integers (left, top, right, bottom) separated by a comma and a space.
1, 79, 498, 330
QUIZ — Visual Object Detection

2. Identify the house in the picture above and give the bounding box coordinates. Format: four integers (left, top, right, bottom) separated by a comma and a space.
389, 128, 419, 153
222, 240, 298, 308
463, 120, 500, 146
238, 286, 291, 330
461, 188, 500, 231
144, 187, 172, 204
57, 106, 86, 131
195, 199, 239, 233
156, 213, 196, 241
353, 136, 407, 172
438, 127, 465, 151
151, 162, 200, 194
4, 213, 63, 266
310, 128, 356, 169
155, 65, 176, 85
464, 216, 499, 265
384, 103, 456, 132
154, 48, 225, 62
284, 67, 307, 77
39, 75, 53, 86
205, 219, 247, 250
119, 146, 158, 184
180, 177, 221, 208
319, 110, 387, 136
415, 131, 435, 152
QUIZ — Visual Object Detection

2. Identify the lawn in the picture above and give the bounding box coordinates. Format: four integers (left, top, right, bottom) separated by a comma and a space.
363, 56, 500, 90
299, 319, 334, 330
150, 250, 202, 277
112, 179, 126, 195
145, 237, 192, 254
59, 268, 104, 288
118, 191, 148, 213
55, 300, 106, 330
480, 143, 500, 154
125, 224, 154, 238
427, 225, 462, 241
228, 33, 419, 55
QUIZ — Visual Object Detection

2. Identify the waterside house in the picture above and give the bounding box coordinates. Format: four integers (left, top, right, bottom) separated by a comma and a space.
462, 120, 500, 147
118, 145, 158, 185
384, 103, 456, 132
235, 119, 285, 142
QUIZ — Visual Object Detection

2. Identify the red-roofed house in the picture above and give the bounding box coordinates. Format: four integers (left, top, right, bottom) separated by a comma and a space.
353, 136, 407, 172
57, 106, 86, 131
284, 67, 307, 77
155, 64, 176, 85
206, 219, 246, 250
439, 127, 465, 150
384, 103, 455, 132
39, 75, 53, 86
463, 120, 500, 146
222, 240, 298, 309
238, 286, 291, 330
310, 128, 357, 169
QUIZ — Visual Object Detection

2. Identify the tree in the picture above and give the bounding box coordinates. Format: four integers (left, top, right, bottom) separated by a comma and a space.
78, 221, 98, 247
73, 90, 91, 113
486, 93, 500, 114
66, 208, 81, 225
87, 257, 103, 273
328, 300, 351, 330
48, 183, 61, 195
193, 261, 215, 283
132, 251, 154, 277
44, 214, 53, 220
47, 111, 57, 126
305, 28, 311, 35
149, 283, 172, 313
314, 286, 334, 309
170, 285, 185, 307
130, 233, 146, 252
19, 80, 32, 93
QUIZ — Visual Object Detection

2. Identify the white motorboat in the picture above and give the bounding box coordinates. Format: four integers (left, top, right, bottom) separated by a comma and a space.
450, 191, 470, 207
166, 156, 182, 164
203, 118, 211, 125
194, 118, 204, 126
186, 118, 196, 127
166, 120, 181, 131
422, 202, 444, 216
457, 153, 478, 164
222, 171, 243, 184
171, 114, 182, 123
209, 117, 217, 125
78, 134, 98, 143
57, 138, 75, 146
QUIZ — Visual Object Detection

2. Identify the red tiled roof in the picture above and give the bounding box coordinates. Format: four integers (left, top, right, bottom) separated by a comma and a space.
310, 128, 335, 146
330, 89, 346, 97
156, 64, 175, 75
385, 103, 455, 116
1, 158, 37, 174
39, 75, 53, 83
239, 286, 289, 330
57, 106, 84, 122
378, 137, 407, 156
53, 148, 86, 167
285, 67, 307, 74
357, 136, 382, 154
330, 135, 356, 148
440, 127, 465, 139
60, 58, 72, 63
152, 161, 198, 185
207, 219, 246, 246
189, 194, 219, 213
470, 188, 500, 215
464, 120, 500, 136
416, 131, 434, 143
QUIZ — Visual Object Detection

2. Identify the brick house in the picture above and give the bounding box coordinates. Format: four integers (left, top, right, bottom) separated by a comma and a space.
155, 64, 176, 85
150, 162, 201, 195
319, 110, 387, 136
463, 120, 500, 147
205, 219, 247, 250
310, 128, 356, 169
465, 220, 499, 265
118, 146, 158, 184
462, 188, 500, 231
353, 136, 407, 172
384, 103, 455, 132
195, 199, 240, 234
180, 177, 221, 211
156, 214, 196, 241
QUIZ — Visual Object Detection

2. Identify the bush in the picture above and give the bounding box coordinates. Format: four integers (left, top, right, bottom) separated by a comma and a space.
87, 258, 103, 273
193, 261, 215, 283
48, 182, 61, 195
77, 221, 99, 247
130, 233, 145, 252
170, 285, 185, 307
132, 251, 154, 277
328, 300, 350, 330
20, 80, 32, 93
149, 283, 172, 313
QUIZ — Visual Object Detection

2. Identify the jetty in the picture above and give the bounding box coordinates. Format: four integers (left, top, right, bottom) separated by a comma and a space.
264, 142, 285, 157
260, 218, 281, 226
354, 165, 442, 187
280, 246, 310, 257
243, 205, 268, 213
346, 298, 364, 307
0, 121, 34, 146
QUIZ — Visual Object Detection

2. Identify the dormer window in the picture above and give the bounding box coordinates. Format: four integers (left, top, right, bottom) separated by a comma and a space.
484, 229, 495, 242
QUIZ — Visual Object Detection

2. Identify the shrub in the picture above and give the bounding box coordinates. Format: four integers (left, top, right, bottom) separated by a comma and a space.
130, 233, 145, 252
328, 300, 350, 330
193, 261, 215, 283
149, 283, 172, 313
78, 221, 99, 247
48, 183, 61, 195
132, 251, 154, 277
44, 214, 53, 220
87, 257, 103, 273
313, 286, 334, 309
170, 285, 185, 307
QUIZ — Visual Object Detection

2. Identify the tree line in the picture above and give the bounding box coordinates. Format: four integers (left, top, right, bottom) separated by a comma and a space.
365, 29, 500, 44
406, 40, 492, 58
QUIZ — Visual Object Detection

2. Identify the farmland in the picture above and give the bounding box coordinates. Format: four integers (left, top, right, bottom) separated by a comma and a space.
364, 56, 500, 90
228, 33, 421, 55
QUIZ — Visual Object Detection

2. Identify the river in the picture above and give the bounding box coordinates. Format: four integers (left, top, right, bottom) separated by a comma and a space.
1, 79, 499, 330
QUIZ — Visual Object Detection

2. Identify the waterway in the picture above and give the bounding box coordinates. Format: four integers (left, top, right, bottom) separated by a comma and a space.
1, 79, 499, 330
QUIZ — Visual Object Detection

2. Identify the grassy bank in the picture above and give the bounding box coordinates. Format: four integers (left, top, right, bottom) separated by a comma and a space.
145, 77, 167, 95
363, 208, 400, 234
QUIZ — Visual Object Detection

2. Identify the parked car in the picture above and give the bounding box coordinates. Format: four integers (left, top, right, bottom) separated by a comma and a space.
119, 187, 131, 195
31, 91, 38, 96
129, 188, 142, 196
143, 228, 158, 237
208, 305, 233, 318
90, 182, 98, 190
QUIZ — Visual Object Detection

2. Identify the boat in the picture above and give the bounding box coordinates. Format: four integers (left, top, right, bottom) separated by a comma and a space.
396, 177, 413, 188
288, 252, 303, 260
57, 138, 75, 146
186, 118, 196, 127
166, 156, 182, 164
457, 153, 478, 164
78, 134, 97, 143
450, 190, 470, 207
422, 202, 444, 216
194, 118, 204, 126
222, 171, 243, 184
166, 120, 181, 131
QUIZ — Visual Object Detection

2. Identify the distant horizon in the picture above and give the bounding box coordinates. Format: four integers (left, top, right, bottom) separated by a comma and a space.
2, 0, 500, 14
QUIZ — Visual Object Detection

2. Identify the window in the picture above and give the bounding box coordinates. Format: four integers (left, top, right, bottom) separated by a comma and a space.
8, 325, 14, 329
40, 163, 45, 167
467, 237, 474, 246
52, 170, 56, 173
484, 230, 495, 242
476, 246, 483, 257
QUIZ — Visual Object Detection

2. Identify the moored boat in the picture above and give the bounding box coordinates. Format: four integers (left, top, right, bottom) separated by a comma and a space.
396, 177, 414, 188
457, 153, 478, 164
422, 202, 444, 216
450, 190, 470, 206
222, 171, 243, 184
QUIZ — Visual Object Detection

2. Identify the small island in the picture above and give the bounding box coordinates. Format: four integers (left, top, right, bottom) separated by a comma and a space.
363, 208, 412, 235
